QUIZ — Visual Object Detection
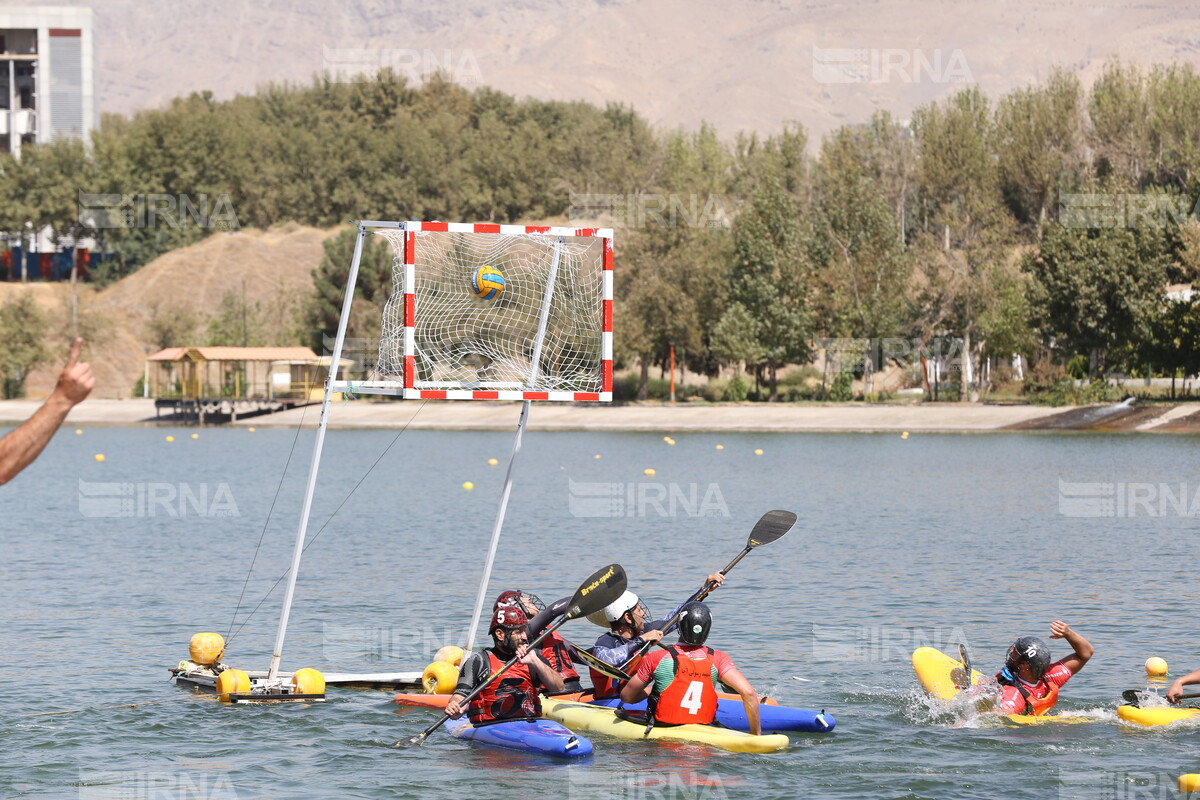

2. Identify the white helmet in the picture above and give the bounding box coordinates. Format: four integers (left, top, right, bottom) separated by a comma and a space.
586, 590, 640, 627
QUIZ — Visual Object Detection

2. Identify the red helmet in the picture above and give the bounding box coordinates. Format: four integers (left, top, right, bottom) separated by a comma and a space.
489, 606, 529, 636
492, 590, 544, 616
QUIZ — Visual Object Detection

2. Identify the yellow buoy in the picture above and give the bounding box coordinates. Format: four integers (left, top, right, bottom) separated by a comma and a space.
715, 444, 724, 451
487, 458, 498, 466
248, 427, 256, 433
901, 431, 909, 440
754, 449, 764, 456
1180, 775, 1200, 793
94, 454, 105, 462
292, 667, 326, 695
1146, 656, 1169, 676
423, 661, 459, 694
189, 632, 226, 666
462, 481, 475, 490
191, 433, 199, 439
216, 668, 250, 702
594, 454, 601, 459
74, 429, 83, 435
435, 645, 465, 667
166, 435, 175, 442
644, 468, 656, 476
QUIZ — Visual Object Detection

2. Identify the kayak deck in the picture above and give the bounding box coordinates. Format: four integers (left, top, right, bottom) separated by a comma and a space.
540, 697, 790, 753
445, 717, 592, 758
1117, 704, 1200, 728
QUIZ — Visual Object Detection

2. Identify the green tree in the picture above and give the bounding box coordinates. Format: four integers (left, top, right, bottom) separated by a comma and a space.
719, 185, 811, 400
1088, 60, 1150, 187
1025, 220, 1172, 376
0, 293, 49, 398
993, 69, 1086, 237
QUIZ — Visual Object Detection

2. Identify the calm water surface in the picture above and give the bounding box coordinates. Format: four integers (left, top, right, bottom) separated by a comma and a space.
2, 424, 1198, 799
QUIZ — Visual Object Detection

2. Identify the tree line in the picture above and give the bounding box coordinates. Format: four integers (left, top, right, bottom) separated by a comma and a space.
2, 62, 1200, 402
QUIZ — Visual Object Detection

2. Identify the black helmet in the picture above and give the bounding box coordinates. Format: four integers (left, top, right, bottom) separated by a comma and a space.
677, 601, 712, 645
1006, 636, 1051, 680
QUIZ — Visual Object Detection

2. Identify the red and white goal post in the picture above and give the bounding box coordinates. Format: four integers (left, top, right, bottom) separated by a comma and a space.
327, 221, 613, 402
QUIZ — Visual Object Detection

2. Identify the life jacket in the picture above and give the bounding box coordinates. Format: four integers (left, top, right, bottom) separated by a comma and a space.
467, 650, 540, 723
542, 632, 581, 684
651, 646, 719, 725
995, 669, 1061, 716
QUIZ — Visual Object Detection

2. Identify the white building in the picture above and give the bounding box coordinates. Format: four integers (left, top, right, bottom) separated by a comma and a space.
0, 6, 98, 156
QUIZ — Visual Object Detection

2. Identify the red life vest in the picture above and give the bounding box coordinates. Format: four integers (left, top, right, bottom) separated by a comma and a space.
996, 672, 1061, 716
467, 650, 541, 723
542, 632, 580, 684
653, 646, 719, 725
590, 651, 641, 700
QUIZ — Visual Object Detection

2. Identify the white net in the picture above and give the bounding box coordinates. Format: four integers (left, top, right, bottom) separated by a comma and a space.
375, 229, 607, 394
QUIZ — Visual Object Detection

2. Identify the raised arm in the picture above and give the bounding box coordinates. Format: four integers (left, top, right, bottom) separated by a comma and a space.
0, 338, 94, 485
1049, 620, 1093, 675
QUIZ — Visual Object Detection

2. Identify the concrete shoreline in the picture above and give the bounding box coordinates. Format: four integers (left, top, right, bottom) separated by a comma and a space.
5, 398, 1200, 433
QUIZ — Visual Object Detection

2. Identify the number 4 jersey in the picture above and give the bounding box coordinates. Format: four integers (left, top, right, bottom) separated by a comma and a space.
636, 644, 735, 725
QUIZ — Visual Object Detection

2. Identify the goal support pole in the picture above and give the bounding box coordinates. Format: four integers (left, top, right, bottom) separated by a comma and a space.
463, 238, 565, 653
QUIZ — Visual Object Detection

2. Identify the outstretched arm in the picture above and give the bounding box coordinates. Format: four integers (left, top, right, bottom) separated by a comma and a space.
619, 673, 651, 704
0, 338, 94, 485
1049, 620, 1093, 675
719, 666, 761, 736
1167, 668, 1200, 703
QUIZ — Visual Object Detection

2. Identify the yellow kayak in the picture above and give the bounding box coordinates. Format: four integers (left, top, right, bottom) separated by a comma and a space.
911, 647, 1088, 726
1117, 704, 1200, 728
540, 697, 790, 754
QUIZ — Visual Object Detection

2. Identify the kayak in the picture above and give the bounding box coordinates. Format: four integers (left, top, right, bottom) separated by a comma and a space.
588, 696, 833, 733
540, 697, 790, 753
911, 646, 1086, 726
393, 691, 833, 733
444, 716, 592, 758
1117, 704, 1200, 728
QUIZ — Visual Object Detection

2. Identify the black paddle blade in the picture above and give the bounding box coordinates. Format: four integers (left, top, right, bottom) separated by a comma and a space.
747, 510, 797, 548
1121, 689, 1164, 708
565, 563, 626, 620
395, 732, 427, 748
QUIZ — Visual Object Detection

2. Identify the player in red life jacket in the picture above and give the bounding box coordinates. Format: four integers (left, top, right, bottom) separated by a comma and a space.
619, 601, 762, 735
994, 621, 1093, 716
588, 574, 725, 699
444, 607, 564, 723
493, 589, 585, 694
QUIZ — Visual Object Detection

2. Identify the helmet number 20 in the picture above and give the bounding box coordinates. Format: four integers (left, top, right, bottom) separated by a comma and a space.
680, 681, 704, 715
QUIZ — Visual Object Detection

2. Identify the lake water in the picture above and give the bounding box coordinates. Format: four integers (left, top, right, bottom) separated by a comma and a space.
3, 425, 1198, 799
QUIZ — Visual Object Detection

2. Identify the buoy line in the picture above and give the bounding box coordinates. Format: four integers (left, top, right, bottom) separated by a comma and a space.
224, 401, 429, 648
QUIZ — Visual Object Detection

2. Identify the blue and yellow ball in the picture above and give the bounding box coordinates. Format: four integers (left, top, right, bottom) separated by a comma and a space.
471, 265, 506, 300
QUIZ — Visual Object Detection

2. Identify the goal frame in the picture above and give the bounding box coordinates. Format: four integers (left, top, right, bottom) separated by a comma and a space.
328, 220, 614, 402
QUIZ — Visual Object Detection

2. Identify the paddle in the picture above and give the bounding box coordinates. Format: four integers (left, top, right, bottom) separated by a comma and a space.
564, 640, 632, 683
951, 643, 974, 690
621, 509, 797, 670
395, 563, 626, 747
1121, 689, 1200, 708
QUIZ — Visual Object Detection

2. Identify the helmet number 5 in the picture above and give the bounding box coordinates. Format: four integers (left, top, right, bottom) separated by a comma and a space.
680, 681, 704, 715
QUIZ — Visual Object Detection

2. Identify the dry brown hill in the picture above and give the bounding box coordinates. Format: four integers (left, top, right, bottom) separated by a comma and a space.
7, 0, 1200, 144
10, 224, 337, 399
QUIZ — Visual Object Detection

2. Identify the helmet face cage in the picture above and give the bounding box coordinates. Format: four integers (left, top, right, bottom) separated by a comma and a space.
494, 590, 545, 616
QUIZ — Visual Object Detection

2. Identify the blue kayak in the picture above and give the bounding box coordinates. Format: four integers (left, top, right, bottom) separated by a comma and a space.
444, 717, 593, 758
590, 696, 834, 733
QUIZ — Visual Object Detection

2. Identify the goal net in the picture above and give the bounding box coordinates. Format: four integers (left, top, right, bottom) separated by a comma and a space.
362, 222, 612, 401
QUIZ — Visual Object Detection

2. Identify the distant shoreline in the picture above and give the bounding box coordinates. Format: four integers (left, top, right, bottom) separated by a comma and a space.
4, 398, 1200, 434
